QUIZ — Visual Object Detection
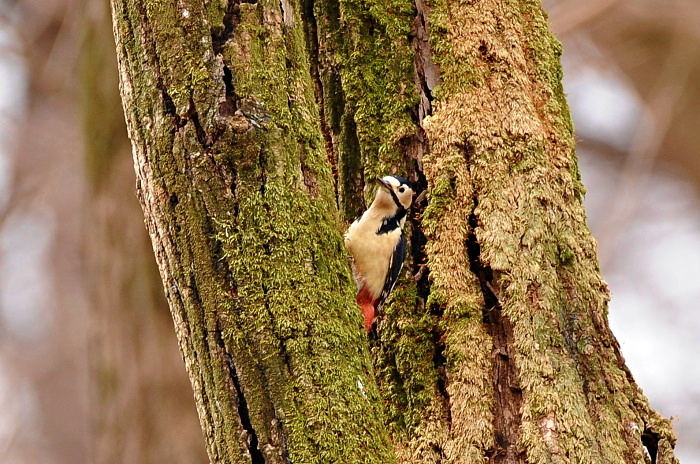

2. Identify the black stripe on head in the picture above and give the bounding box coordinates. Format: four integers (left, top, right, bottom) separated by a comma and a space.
379, 175, 411, 209
387, 187, 403, 209
387, 175, 412, 208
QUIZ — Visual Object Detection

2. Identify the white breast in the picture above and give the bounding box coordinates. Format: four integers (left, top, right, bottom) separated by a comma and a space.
345, 211, 401, 300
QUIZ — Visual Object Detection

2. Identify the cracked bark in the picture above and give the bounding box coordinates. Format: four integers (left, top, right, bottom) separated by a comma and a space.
466, 199, 525, 464
307, 0, 679, 462
301, 0, 365, 220
111, 0, 679, 463
111, 0, 392, 463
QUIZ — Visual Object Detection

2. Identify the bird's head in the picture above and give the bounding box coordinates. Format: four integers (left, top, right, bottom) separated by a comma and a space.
374, 175, 413, 211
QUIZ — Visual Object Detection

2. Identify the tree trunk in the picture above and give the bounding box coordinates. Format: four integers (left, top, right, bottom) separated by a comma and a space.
110, 0, 678, 463
81, 2, 207, 462
110, 0, 392, 462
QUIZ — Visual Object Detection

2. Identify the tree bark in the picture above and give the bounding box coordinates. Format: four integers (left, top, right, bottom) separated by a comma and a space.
81, 2, 207, 462
111, 0, 678, 463
110, 0, 392, 462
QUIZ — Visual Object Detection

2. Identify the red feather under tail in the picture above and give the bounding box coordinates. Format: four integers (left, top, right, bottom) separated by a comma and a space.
356, 285, 376, 332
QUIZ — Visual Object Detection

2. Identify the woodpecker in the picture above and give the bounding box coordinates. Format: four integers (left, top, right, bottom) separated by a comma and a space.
345, 175, 414, 332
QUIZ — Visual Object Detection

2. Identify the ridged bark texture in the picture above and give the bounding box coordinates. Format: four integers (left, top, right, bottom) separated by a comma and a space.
110, 0, 393, 462
307, 0, 679, 463
418, 1, 679, 462
111, 0, 678, 463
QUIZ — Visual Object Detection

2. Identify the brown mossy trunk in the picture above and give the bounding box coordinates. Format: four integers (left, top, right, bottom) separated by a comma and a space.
81, 2, 207, 462
110, 0, 393, 462
111, 0, 678, 463
310, 0, 679, 462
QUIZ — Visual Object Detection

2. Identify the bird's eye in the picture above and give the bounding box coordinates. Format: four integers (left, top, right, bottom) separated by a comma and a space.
398, 186, 405, 193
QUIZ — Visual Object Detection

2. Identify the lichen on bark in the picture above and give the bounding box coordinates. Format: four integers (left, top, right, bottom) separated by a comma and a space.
111, 0, 395, 462
111, 0, 679, 462
309, 0, 679, 462
419, 0, 678, 463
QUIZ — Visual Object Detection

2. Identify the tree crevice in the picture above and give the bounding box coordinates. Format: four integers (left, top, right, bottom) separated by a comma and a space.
411, 0, 438, 124
465, 193, 525, 463
212, 0, 242, 55
216, 328, 266, 464
219, 64, 241, 118
188, 99, 211, 148
300, 0, 339, 204
432, 331, 451, 425
642, 428, 659, 464
407, 0, 437, 301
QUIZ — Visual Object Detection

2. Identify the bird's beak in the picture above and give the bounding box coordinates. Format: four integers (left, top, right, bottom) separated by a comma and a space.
375, 177, 391, 191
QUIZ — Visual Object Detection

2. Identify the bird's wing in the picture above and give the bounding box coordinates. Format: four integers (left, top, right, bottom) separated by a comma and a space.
376, 232, 406, 311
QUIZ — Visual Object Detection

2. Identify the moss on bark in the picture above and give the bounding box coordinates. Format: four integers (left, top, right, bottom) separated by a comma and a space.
420, 0, 678, 463
309, 0, 679, 462
111, 0, 679, 462
307, 0, 420, 218
111, 0, 395, 462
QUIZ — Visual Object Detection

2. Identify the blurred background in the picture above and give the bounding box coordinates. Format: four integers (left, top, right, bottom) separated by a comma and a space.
0, 0, 697, 462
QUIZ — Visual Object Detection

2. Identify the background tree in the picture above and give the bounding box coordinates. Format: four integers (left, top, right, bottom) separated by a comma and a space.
111, 1, 678, 464
81, 1, 206, 462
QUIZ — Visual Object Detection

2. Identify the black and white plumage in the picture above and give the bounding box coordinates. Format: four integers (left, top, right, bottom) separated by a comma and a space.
344, 175, 413, 332
376, 231, 406, 310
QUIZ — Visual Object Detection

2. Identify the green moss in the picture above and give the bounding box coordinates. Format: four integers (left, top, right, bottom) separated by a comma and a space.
414, 0, 679, 462
113, 0, 399, 461
114, 0, 679, 461
335, 0, 418, 186
374, 281, 440, 433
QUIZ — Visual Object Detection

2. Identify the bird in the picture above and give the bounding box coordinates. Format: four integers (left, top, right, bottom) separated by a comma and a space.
345, 175, 414, 332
